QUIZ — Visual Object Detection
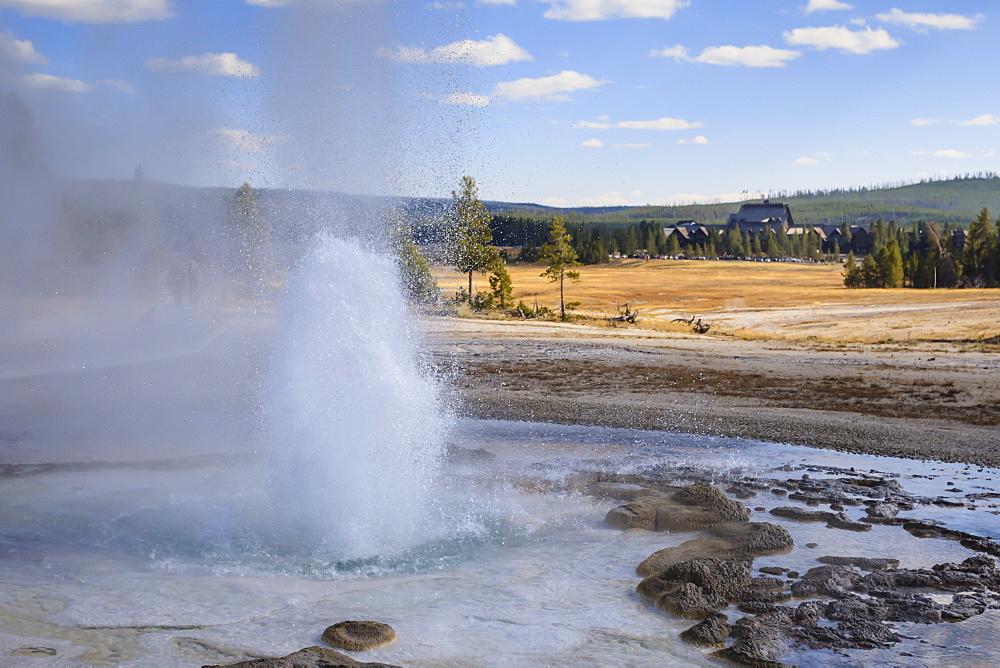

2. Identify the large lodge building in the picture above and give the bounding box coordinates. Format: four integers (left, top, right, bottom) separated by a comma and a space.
664, 200, 967, 256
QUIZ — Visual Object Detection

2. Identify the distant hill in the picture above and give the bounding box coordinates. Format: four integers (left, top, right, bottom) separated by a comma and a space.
492, 176, 1000, 228
60, 174, 1000, 240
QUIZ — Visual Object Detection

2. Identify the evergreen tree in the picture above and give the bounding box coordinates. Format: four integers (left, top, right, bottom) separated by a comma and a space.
233, 182, 271, 299
877, 238, 904, 288
861, 252, 881, 287
843, 251, 863, 288
488, 262, 513, 308
390, 211, 439, 305
963, 207, 998, 286
445, 176, 500, 300
665, 233, 681, 256
540, 217, 582, 320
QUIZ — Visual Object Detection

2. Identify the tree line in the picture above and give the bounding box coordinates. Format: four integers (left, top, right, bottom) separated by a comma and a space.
493, 215, 836, 264
843, 209, 998, 289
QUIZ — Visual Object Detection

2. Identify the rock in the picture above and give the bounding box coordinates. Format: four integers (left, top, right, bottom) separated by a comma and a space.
667, 483, 751, 529
759, 566, 786, 576
637, 522, 793, 577
942, 595, 988, 621
606, 483, 748, 532
901, 521, 1000, 557
712, 625, 788, 667
769, 506, 871, 532
790, 565, 862, 598
710, 522, 795, 555
639, 557, 754, 617
444, 445, 496, 463
727, 484, 757, 499
679, 613, 731, 647
816, 556, 900, 571
793, 601, 825, 627
11, 648, 57, 657
654, 581, 729, 618
604, 496, 661, 529
322, 621, 396, 651
637, 536, 741, 577
203, 646, 399, 668
865, 502, 900, 520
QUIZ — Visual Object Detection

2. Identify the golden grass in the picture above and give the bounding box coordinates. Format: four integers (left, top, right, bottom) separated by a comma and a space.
432, 259, 1000, 343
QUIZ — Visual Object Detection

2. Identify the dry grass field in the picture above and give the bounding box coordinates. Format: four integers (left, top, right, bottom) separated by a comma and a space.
433, 259, 1000, 343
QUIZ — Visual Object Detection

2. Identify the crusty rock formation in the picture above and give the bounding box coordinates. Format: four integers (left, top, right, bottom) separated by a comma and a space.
322, 621, 396, 651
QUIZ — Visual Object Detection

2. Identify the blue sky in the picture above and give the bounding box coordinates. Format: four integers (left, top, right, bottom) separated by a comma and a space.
0, 1, 996, 207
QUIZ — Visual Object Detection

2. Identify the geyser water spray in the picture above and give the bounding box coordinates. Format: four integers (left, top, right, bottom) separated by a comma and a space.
263, 233, 447, 560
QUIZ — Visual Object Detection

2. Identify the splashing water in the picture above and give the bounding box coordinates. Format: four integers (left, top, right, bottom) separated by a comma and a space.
263, 233, 447, 560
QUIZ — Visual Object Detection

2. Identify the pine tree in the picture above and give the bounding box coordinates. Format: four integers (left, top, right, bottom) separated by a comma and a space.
665, 233, 681, 256
390, 211, 439, 304
963, 207, 998, 286
233, 182, 271, 299
488, 262, 513, 309
540, 217, 582, 320
861, 252, 881, 287
445, 176, 500, 300
877, 238, 904, 288
843, 251, 863, 288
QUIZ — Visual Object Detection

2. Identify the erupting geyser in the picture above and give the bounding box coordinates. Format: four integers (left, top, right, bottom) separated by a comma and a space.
263, 233, 447, 560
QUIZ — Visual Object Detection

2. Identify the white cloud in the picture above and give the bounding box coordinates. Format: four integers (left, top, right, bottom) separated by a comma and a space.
576, 191, 639, 206
212, 127, 294, 153
910, 117, 936, 126
618, 116, 702, 130
0, 0, 172, 23
876, 9, 983, 33
380, 34, 532, 67
582, 138, 604, 147
442, 91, 491, 106
146, 53, 260, 78
0, 31, 47, 64
694, 45, 801, 67
573, 116, 702, 130
99, 78, 135, 94
796, 151, 832, 165
649, 45, 688, 60
653, 43, 800, 67
933, 149, 969, 159
541, 0, 689, 21
493, 70, 609, 102
21, 73, 94, 92
803, 0, 851, 14
958, 114, 1000, 126
784, 25, 900, 55
678, 135, 708, 145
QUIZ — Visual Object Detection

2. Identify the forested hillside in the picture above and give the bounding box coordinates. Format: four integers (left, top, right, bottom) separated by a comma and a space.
492, 175, 1000, 228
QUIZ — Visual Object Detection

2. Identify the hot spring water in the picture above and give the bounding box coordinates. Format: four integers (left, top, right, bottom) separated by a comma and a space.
0, 266, 998, 665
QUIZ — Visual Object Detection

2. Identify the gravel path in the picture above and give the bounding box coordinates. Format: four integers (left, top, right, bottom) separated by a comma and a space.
424, 316, 1000, 468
